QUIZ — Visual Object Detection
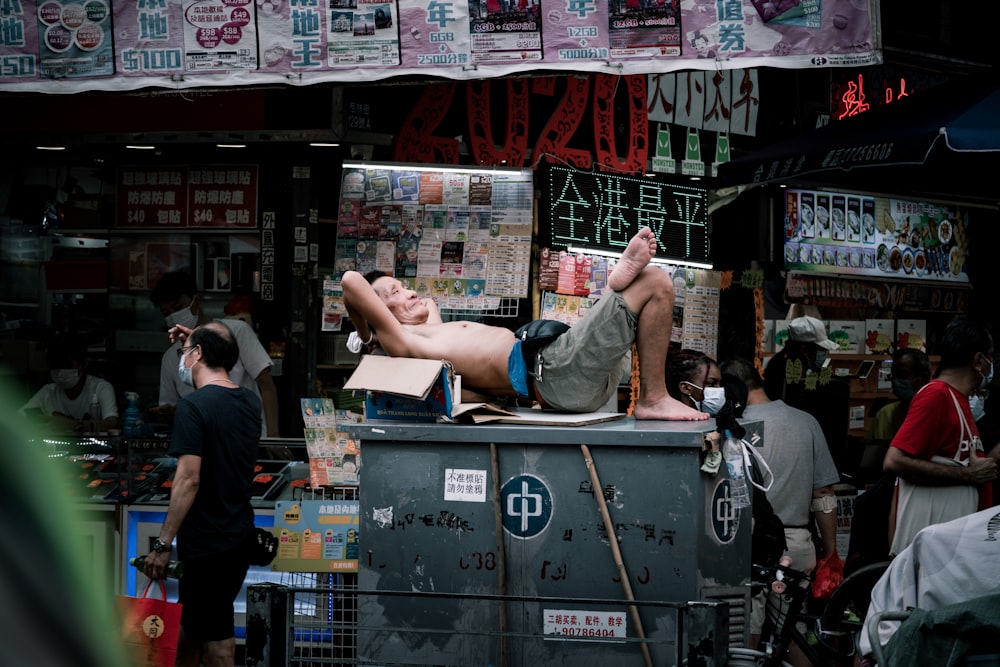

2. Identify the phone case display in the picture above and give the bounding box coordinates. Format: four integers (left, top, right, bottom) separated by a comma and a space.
783, 191, 971, 284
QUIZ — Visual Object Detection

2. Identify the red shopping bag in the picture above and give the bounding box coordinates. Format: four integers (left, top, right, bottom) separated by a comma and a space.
810, 551, 845, 601
116, 580, 182, 667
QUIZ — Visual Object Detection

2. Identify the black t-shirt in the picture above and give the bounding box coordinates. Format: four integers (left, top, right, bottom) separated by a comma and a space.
764, 349, 851, 466
169, 385, 262, 559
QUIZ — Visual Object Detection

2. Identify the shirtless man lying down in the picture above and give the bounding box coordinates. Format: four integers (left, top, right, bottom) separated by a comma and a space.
342, 227, 706, 421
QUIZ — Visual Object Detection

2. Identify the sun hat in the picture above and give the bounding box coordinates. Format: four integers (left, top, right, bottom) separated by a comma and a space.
788, 316, 838, 351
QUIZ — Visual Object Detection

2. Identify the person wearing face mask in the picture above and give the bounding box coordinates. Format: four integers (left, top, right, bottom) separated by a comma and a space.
147, 272, 279, 438
721, 357, 840, 667
871, 348, 933, 443
143, 322, 261, 667
665, 349, 725, 415
764, 315, 851, 469
19, 337, 119, 433
884, 317, 1000, 557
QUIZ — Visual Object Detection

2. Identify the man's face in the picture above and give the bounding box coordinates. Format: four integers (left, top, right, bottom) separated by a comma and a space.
156, 293, 198, 318
372, 277, 429, 325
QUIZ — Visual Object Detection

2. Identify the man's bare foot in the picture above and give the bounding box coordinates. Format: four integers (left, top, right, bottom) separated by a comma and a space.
609, 227, 657, 292
634, 396, 710, 421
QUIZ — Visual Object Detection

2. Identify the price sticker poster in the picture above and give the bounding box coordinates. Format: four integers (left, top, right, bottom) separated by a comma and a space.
37, 0, 115, 79
540, 0, 611, 64
397, 0, 471, 68
327, 0, 400, 67
469, 0, 543, 64
116, 166, 188, 229
183, 0, 258, 71
609, 0, 682, 59
187, 166, 259, 228
114, 0, 185, 76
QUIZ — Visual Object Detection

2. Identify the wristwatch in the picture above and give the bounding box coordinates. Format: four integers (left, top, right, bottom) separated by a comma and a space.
152, 538, 171, 554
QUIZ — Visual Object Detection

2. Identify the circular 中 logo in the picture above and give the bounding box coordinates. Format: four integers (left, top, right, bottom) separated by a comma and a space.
501, 474, 552, 539
710, 479, 741, 544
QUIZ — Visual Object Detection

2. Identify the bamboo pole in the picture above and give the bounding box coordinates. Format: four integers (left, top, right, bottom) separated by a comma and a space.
581, 443, 654, 667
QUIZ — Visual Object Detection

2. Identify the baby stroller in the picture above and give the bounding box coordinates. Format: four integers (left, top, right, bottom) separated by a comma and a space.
866, 593, 1000, 667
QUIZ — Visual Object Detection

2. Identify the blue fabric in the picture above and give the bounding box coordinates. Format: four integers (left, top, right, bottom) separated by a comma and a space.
508, 340, 529, 398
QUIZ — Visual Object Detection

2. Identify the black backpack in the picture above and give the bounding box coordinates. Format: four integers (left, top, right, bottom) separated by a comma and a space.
751, 483, 787, 565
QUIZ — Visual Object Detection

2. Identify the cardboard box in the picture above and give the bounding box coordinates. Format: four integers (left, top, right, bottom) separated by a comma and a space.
344, 355, 455, 422
828, 320, 864, 354
864, 319, 895, 355
896, 319, 927, 351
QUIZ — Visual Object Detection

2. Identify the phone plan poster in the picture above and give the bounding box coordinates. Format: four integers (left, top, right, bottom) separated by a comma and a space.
327, 0, 400, 66
38, 0, 115, 79
609, 0, 682, 59
469, 0, 543, 64
183, 0, 258, 71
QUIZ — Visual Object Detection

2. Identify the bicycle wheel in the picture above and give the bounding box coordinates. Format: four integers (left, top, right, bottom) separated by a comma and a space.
816, 561, 891, 659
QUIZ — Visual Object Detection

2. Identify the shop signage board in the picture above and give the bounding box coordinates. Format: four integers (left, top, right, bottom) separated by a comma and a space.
116, 165, 258, 229
272, 500, 360, 573
0, 0, 880, 93
545, 166, 710, 268
782, 189, 970, 284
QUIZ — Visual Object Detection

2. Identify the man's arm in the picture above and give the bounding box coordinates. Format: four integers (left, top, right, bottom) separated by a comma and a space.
342, 271, 412, 356
884, 446, 998, 485
255, 366, 280, 437
811, 485, 838, 557
144, 454, 200, 579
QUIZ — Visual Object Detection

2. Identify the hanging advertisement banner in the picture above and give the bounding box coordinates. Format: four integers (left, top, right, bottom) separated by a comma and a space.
0, 0, 881, 93
782, 189, 970, 284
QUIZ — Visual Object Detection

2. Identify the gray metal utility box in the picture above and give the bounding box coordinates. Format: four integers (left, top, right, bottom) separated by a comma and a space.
350, 417, 759, 666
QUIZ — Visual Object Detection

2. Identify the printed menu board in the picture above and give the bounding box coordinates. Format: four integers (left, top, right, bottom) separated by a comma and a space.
782, 190, 970, 284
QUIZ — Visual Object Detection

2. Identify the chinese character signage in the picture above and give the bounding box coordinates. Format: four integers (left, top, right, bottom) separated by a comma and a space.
1, 0, 880, 92
116, 165, 258, 229
783, 189, 970, 284
546, 165, 710, 266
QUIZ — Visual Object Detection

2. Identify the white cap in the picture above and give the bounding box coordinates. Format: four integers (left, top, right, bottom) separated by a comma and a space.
788, 316, 838, 351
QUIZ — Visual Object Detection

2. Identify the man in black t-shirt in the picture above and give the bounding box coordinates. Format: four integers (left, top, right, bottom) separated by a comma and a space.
143, 322, 261, 667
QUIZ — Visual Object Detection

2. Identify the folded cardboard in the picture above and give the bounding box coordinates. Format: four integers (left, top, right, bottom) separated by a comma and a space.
344, 355, 455, 422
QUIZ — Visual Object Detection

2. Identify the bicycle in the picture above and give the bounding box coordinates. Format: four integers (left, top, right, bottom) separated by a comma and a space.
725, 559, 891, 667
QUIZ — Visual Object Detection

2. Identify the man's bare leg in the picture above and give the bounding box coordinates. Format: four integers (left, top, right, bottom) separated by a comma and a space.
202, 637, 236, 667
610, 229, 707, 421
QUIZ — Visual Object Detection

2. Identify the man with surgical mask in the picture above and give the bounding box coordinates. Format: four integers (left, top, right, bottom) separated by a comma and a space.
148, 272, 279, 438
721, 357, 839, 667
870, 348, 932, 442
19, 337, 119, 433
884, 317, 1000, 556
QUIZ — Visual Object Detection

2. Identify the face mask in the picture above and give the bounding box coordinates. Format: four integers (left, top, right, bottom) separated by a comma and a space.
178, 352, 194, 387
699, 386, 728, 416
50, 368, 80, 390
812, 350, 828, 372
892, 378, 917, 402
979, 356, 994, 391
165, 304, 198, 330
970, 394, 987, 422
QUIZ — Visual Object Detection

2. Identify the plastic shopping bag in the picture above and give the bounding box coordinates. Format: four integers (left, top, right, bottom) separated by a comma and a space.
116, 580, 182, 667
810, 551, 844, 601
